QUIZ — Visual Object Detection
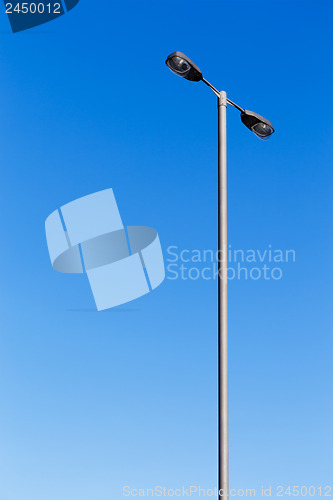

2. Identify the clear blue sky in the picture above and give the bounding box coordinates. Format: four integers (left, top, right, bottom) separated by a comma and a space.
0, 1, 332, 499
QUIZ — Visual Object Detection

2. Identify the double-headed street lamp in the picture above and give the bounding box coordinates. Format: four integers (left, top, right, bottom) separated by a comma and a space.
165, 51, 275, 498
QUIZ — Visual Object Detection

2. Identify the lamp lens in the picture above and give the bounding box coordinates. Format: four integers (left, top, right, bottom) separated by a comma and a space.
251, 122, 273, 138
167, 56, 191, 77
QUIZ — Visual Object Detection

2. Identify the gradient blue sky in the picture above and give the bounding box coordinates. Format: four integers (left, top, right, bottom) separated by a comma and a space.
0, 1, 332, 499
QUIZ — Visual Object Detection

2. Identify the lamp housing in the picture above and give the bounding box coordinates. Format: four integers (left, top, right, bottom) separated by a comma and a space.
241, 110, 275, 139
165, 51, 202, 82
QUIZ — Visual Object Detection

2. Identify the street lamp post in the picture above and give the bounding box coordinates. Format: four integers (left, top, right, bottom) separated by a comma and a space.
165, 51, 275, 498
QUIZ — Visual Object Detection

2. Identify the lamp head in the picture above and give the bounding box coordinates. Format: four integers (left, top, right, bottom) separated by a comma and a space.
241, 110, 275, 139
165, 51, 203, 82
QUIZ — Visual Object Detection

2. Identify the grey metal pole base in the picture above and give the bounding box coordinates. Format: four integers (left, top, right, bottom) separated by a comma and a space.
218, 91, 228, 498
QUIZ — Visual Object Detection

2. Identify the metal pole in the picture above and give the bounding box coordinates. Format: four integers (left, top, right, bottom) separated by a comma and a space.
218, 90, 228, 498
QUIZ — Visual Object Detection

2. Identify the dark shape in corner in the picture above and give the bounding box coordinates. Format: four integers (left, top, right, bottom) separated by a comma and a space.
3, 0, 80, 33
63, 0, 79, 11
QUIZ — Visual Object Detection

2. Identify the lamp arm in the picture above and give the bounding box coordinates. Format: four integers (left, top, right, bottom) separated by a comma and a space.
202, 77, 220, 97
202, 78, 244, 112
226, 98, 244, 113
